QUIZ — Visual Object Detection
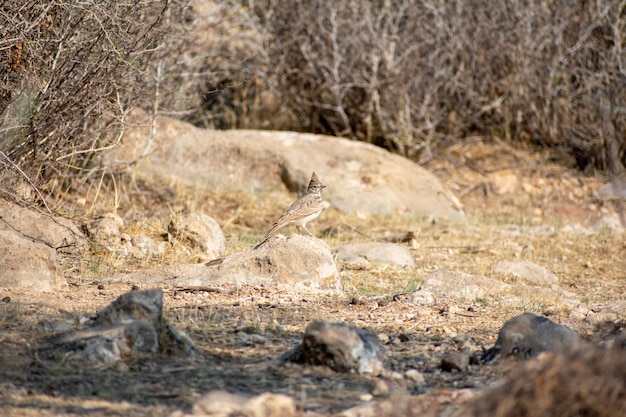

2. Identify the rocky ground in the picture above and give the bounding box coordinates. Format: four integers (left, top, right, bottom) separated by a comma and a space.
0, 133, 625, 416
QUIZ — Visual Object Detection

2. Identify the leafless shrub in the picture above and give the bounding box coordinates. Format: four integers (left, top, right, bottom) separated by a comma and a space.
0, 0, 200, 207
3, 0, 623, 210
176, 1, 276, 130
225, 0, 625, 170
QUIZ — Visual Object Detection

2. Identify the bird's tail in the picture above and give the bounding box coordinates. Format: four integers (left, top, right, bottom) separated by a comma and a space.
253, 238, 269, 250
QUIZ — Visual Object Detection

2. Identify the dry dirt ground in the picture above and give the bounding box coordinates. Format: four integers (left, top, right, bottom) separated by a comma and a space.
0, 139, 624, 416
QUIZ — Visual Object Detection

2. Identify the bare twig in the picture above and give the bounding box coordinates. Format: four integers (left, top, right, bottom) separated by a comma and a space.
0, 150, 51, 214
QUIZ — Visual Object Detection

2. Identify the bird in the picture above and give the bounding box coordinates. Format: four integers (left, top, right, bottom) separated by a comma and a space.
254, 171, 327, 249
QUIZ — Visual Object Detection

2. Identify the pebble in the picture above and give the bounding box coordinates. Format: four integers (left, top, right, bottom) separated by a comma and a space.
404, 369, 426, 385
441, 351, 470, 372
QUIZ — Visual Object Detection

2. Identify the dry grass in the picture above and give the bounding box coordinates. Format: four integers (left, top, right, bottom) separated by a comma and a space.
62, 140, 624, 310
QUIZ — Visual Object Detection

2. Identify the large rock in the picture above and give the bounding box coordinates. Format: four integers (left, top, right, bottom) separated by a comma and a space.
493, 260, 558, 285
93, 287, 164, 327
168, 213, 226, 259
110, 235, 341, 293
415, 270, 510, 301
213, 235, 339, 290
108, 115, 464, 221
85, 213, 128, 253
84, 213, 167, 258
571, 300, 626, 325
481, 312, 585, 362
0, 230, 65, 292
278, 320, 385, 375
51, 289, 195, 365
333, 242, 416, 267
473, 335, 626, 417
0, 199, 88, 255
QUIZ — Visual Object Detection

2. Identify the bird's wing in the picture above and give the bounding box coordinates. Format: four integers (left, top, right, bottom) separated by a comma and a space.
262, 195, 322, 239
275, 195, 321, 223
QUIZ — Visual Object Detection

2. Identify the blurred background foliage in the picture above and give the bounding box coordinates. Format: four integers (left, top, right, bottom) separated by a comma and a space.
1, 0, 624, 206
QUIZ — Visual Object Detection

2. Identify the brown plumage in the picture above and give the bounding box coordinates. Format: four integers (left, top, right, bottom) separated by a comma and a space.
254, 171, 326, 249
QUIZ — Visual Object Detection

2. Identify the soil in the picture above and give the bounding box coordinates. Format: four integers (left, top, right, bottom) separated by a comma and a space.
0, 138, 624, 416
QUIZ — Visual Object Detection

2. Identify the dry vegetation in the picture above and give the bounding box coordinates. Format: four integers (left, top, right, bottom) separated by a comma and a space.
1, 139, 625, 416
212, 0, 626, 171
2, 0, 625, 210
0, 0, 208, 205
0, 1, 625, 416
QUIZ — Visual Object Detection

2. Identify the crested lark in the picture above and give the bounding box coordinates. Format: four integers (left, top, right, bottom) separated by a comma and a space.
254, 171, 327, 249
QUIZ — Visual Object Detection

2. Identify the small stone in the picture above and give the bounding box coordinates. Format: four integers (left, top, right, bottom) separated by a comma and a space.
248, 333, 267, 345
371, 379, 390, 397
441, 351, 470, 372
377, 333, 390, 344
130, 234, 168, 258
85, 213, 125, 252
242, 392, 297, 417
377, 299, 389, 307
59, 320, 159, 365
115, 361, 130, 372
390, 371, 404, 380
284, 320, 385, 375
359, 393, 374, 402
94, 288, 163, 327
453, 333, 470, 345
350, 296, 364, 305
198, 234, 341, 293
235, 318, 247, 331
442, 326, 457, 337
408, 289, 436, 305
390, 337, 403, 346
592, 214, 625, 234
193, 390, 246, 415
236, 332, 250, 345
489, 172, 519, 194
404, 369, 426, 385
44, 321, 73, 334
